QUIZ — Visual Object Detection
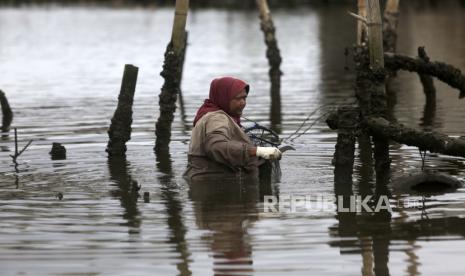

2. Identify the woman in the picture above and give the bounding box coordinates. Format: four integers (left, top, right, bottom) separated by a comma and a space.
183, 76, 281, 182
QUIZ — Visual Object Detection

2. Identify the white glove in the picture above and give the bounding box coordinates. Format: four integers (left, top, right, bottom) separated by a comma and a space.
256, 147, 282, 160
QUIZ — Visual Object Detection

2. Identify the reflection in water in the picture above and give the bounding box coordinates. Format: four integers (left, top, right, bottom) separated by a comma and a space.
177, 89, 191, 135
189, 178, 259, 275
155, 148, 192, 276
270, 97, 282, 133
419, 92, 437, 131
333, 148, 392, 275
108, 157, 141, 232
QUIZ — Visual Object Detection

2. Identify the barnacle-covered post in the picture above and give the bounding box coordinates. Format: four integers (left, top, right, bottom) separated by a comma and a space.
0, 90, 13, 134
256, 0, 282, 129
106, 64, 139, 157
366, 0, 390, 177
155, 0, 189, 151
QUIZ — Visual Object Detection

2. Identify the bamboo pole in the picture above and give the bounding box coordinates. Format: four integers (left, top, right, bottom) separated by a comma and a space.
357, 0, 367, 45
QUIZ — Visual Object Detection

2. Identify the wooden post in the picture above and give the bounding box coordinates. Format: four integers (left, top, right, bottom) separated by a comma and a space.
155, 0, 189, 151
106, 64, 138, 157
366, 0, 384, 70
357, 0, 367, 45
171, 0, 189, 56
0, 90, 13, 134
366, 0, 390, 174
383, 0, 400, 53
256, 0, 282, 130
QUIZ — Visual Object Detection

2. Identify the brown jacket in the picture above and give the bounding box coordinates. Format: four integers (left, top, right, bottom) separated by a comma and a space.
184, 110, 259, 181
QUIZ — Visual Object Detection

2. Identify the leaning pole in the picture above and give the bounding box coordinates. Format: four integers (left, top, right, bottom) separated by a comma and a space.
154, 0, 189, 152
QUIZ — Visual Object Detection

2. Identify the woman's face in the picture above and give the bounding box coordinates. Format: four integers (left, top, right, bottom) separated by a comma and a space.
228, 89, 247, 116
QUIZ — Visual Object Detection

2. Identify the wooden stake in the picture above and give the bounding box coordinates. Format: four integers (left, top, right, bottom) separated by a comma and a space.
366, 0, 390, 175
366, 0, 384, 69
0, 90, 13, 133
155, 1, 190, 151
107, 64, 139, 157
256, 0, 282, 129
171, 0, 189, 55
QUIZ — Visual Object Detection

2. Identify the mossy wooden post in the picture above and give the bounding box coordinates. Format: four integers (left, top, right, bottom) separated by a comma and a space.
256, 0, 282, 129
155, 0, 189, 151
357, 0, 367, 45
106, 64, 139, 157
366, 0, 390, 177
0, 90, 13, 134
383, 0, 400, 53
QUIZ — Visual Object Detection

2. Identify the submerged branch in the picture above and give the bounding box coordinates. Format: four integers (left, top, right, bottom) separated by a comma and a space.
384, 52, 465, 98
364, 117, 465, 158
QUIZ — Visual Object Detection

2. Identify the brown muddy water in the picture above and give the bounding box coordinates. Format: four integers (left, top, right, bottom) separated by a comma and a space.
1, 2, 465, 275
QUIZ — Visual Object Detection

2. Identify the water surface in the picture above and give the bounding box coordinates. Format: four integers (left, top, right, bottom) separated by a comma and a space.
1, 2, 465, 275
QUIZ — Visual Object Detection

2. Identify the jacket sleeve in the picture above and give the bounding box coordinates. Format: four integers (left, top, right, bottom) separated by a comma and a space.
204, 114, 252, 170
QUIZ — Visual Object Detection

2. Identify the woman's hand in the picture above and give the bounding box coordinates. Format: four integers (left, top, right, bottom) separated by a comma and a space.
255, 147, 282, 160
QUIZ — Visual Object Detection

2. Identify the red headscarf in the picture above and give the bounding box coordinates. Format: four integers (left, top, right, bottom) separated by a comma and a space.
193, 77, 249, 126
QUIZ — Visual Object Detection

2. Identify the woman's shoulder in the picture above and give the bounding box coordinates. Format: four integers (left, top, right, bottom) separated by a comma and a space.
203, 110, 231, 123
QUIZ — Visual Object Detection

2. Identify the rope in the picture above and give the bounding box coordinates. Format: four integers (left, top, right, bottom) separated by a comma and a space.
243, 98, 357, 144
286, 109, 336, 142
418, 148, 427, 171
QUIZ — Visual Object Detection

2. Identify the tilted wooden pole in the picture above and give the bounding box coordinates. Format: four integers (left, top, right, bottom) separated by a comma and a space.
256, 0, 282, 129
171, 0, 189, 55
107, 64, 139, 157
155, 0, 189, 151
366, 0, 390, 174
